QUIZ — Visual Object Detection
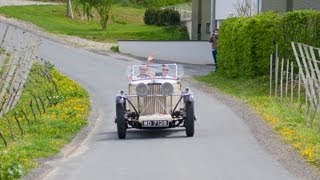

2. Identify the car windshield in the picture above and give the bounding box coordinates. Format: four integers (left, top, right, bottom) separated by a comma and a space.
130, 64, 179, 81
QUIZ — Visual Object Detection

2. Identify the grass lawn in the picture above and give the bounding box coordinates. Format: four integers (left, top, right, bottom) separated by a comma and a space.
0, 5, 189, 42
196, 72, 320, 170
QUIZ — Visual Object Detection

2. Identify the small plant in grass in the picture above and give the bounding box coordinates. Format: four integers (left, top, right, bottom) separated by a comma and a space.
0, 162, 25, 179
110, 45, 119, 52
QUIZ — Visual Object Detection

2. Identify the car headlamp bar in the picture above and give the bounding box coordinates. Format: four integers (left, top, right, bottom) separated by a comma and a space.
127, 94, 180, 97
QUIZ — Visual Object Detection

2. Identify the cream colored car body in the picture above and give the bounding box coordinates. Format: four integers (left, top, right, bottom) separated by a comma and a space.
115, 63, 195, 139
128, 78, 182, 124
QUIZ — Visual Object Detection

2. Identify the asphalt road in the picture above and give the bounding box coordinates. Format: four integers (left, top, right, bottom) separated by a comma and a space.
2, 23, 297, 180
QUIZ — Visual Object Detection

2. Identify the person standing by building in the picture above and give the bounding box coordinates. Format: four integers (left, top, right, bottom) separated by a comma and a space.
209, 29, 218, 71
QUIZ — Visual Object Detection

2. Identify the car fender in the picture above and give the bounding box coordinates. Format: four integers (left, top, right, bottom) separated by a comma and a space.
182, 88, 194, 103
115, 90, 126, 104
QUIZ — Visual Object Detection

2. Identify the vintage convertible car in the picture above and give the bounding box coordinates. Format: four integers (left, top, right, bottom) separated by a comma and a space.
115, 63, 196, 139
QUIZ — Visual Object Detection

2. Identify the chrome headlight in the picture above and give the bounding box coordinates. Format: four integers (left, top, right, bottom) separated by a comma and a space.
161, 82, 174, 95
136, 83, 148, 96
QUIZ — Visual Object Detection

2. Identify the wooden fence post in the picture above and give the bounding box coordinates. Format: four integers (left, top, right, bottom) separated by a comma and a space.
270, 54, 273, 97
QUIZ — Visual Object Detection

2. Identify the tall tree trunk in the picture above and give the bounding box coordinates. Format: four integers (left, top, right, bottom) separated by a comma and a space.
67, 0, 74, 19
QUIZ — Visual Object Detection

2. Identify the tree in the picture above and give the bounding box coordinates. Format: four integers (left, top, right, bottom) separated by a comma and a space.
73, 0, 94, 20
66, 0, 74, 19
234, 0, 256, 17
91, 0, 113, 30
75, 0, 113, 30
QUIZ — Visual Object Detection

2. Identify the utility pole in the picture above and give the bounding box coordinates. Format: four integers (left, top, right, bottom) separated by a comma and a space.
256, 0, 260, 14
197, 0, 202, 40
286, 0, 293, 11
210, 0, 215, 33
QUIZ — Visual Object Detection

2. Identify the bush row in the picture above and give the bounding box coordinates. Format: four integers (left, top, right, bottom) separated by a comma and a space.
218, 10, 320, 78
144, 8, 180, 26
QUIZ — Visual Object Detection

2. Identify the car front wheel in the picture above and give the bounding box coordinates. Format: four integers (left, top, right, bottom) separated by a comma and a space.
185, 101, 195, 137
116, 103, 127, 139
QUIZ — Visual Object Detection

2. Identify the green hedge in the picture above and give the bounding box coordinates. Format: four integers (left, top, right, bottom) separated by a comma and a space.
218, 10, 320, 78
278, 10, 320, 59
144, 8, 180, 26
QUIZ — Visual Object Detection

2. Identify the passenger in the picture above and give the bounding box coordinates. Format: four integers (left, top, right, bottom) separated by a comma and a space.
162, 64, 172, 78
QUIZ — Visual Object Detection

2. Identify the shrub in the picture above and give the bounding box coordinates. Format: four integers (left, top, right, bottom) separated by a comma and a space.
144, 8, 180, 26
110, 45, 119, 52
144, 8, 159, 25
125, 0, 191, 8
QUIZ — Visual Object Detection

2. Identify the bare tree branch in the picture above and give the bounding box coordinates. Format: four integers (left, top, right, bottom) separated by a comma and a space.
234, 0, 256, 17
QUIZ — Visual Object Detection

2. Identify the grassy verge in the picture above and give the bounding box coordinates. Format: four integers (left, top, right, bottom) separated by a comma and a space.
0, 62, 90, 179
195, 72, 320, 169
0, 5, 189, 43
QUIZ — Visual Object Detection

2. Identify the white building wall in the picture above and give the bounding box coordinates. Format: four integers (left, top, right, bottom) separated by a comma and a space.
183, 20, 192, 40
118, 41, 213, 65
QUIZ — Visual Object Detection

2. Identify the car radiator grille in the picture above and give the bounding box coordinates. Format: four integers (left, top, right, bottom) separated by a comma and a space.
141, 84, 167, 115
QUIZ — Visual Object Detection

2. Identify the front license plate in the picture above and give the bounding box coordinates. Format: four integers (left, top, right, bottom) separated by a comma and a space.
142, 120, 169, 127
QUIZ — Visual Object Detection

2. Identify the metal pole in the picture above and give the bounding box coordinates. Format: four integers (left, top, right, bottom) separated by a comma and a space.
286, 0, 293, 11
291, 61, 294, 105
210, 0, 214, 33
286, 59, 289, 98
275, 56, 279, 98
280, 58, 284, 103
298, 69, 301, 109
275, 44, 279, 98
305, 92, 308, 125
270, 54, 273, 97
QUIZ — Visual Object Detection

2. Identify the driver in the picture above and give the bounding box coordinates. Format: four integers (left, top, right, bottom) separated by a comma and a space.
137, 64, 151, 78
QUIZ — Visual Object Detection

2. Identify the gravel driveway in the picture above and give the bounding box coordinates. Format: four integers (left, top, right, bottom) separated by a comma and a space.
0, 0, 60, 6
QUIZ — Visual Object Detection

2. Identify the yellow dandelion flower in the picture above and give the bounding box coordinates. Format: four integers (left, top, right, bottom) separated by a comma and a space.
302, 146, 313, 159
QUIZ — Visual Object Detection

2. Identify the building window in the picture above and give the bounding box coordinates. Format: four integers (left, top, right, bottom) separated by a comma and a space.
206, 23, 210, 33
197, 24, 202, 34
215, 20, 223, 29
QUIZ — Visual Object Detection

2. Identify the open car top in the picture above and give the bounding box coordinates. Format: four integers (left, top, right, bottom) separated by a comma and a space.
130, 64, 179, 81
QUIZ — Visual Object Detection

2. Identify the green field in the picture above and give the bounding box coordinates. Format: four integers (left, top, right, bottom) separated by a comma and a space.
0, 5, 189, 42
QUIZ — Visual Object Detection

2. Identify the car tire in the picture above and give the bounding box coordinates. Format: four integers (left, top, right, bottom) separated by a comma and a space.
185, 101, 195, 137
116, 103, 127, 139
